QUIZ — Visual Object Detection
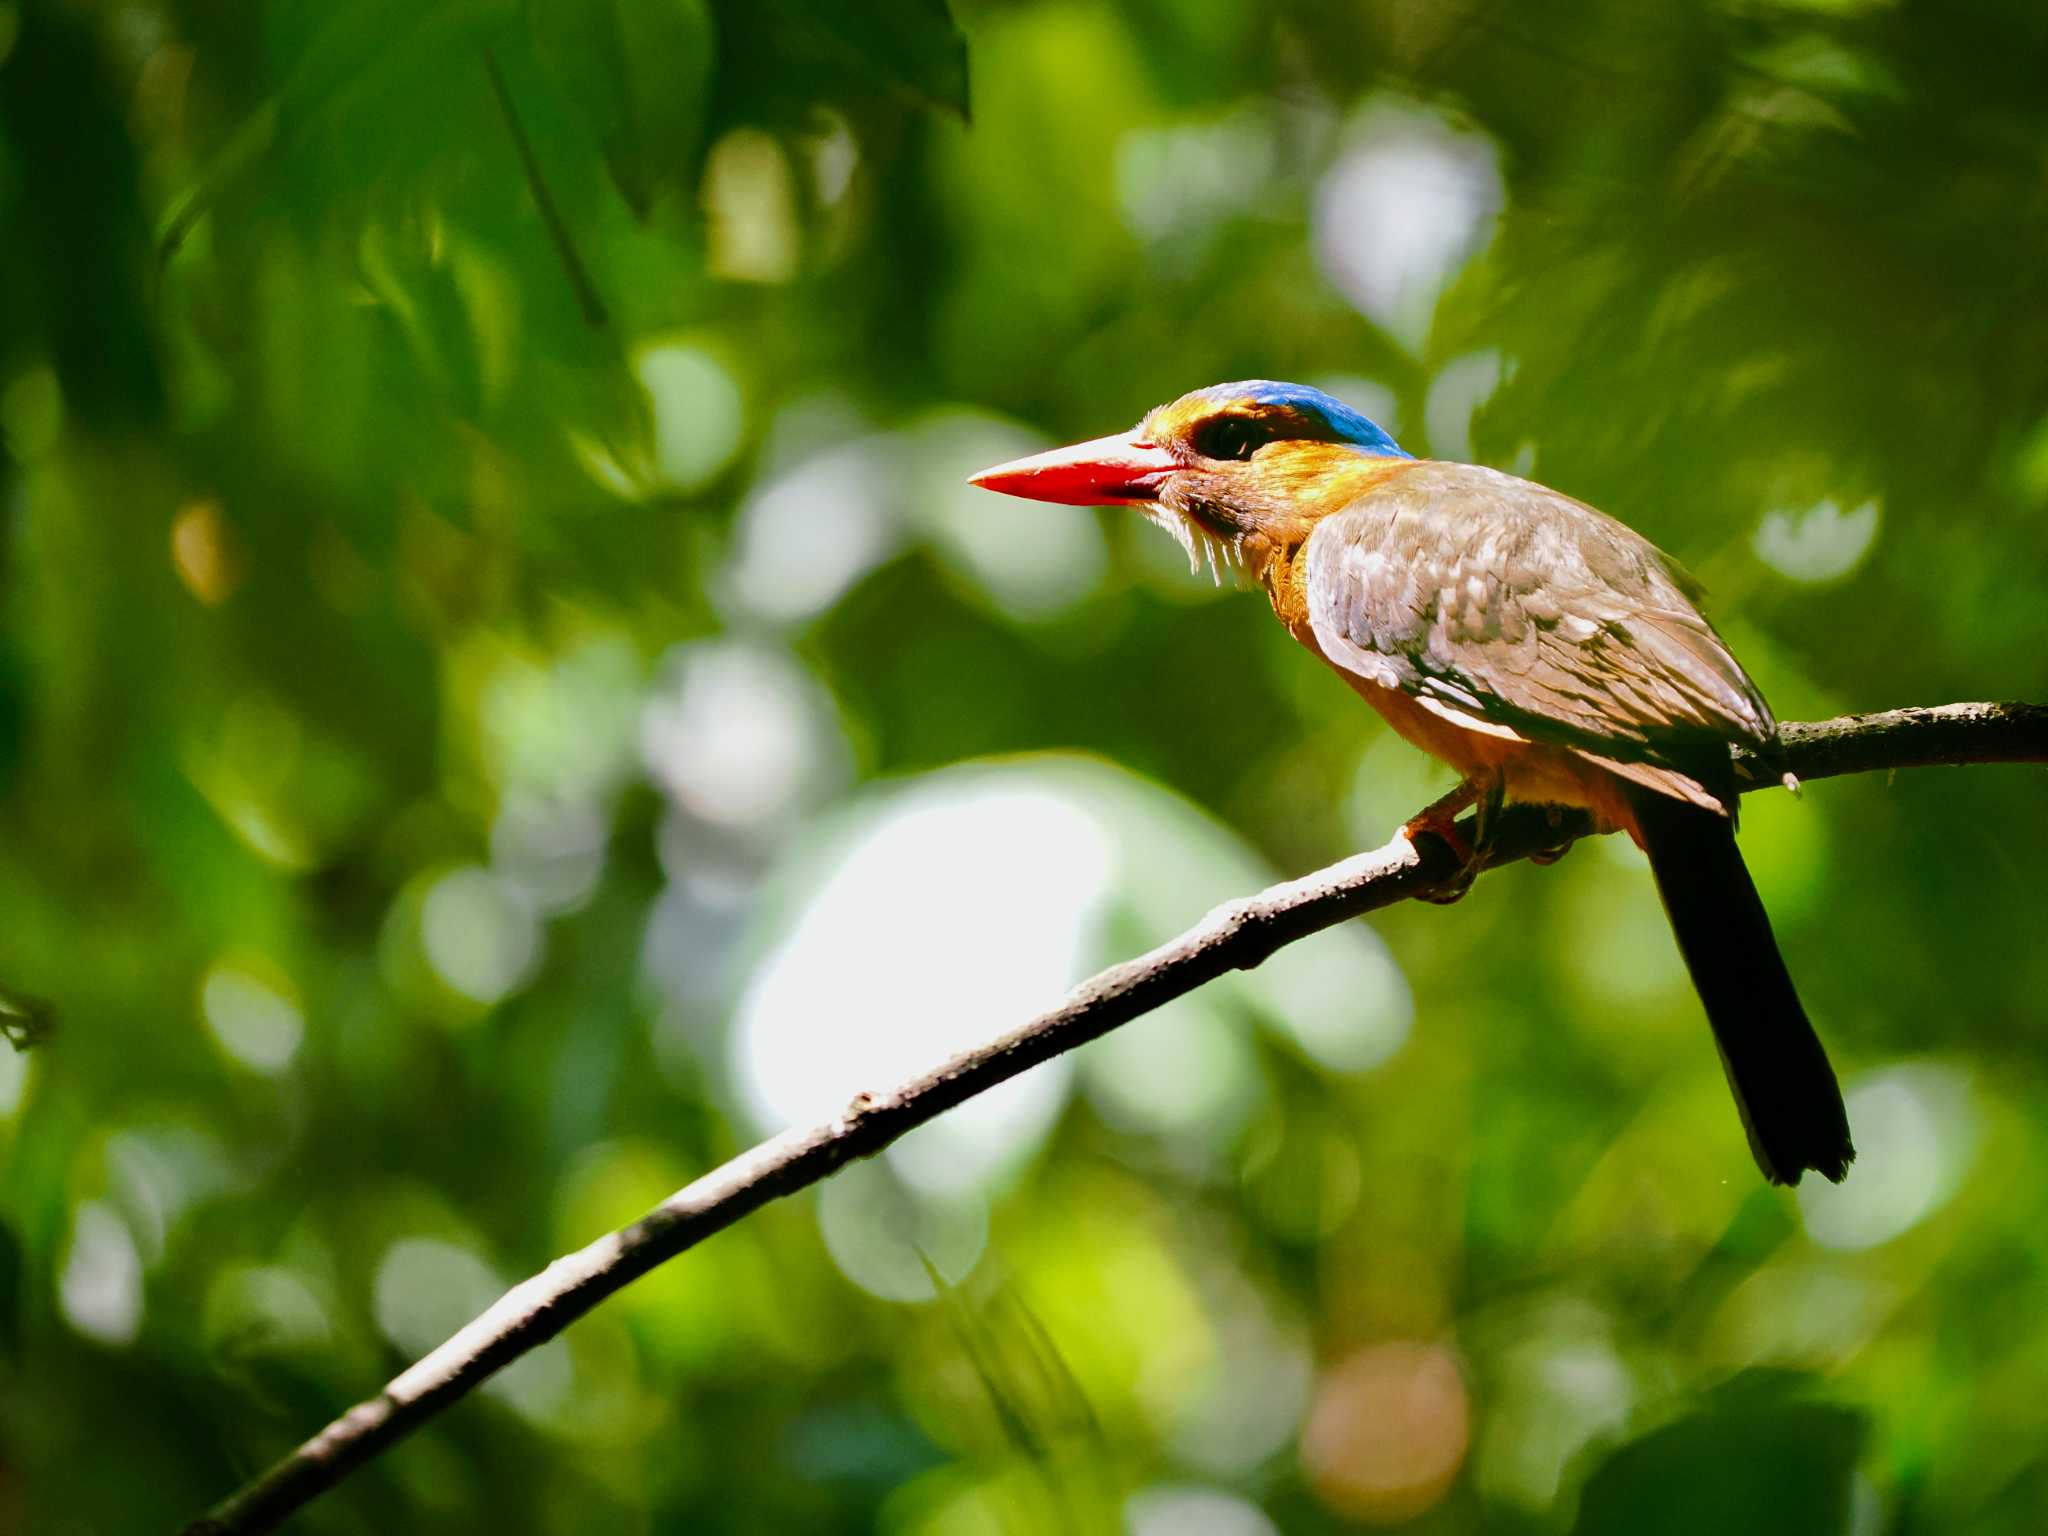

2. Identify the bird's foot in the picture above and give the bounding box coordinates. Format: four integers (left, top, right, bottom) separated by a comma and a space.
1415, 863, 1480, 904
1401, 780, 1499, 904
1401, 786, 1475, 857
1401, 809, 1473, 865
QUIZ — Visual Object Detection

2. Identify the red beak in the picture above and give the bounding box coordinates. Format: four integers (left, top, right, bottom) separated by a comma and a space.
968, 431, 1179, 506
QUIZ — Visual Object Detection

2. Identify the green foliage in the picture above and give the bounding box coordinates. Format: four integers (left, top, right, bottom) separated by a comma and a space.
157, 0, 522, 262
786, 0, 971, 116
2, 0, 2047, 1533
1572, 1375, 1867, 1536
526, 0, 715, 219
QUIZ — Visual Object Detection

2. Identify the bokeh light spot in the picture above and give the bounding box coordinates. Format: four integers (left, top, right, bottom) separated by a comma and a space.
0, 1039, 31, 1117
1347, 728, 1461, 845
1117, 106, 1279, 248
200, 959, 305, 1074
60, 1202, 144, 1346
374, 1237, 571, 1420
1081, 994, 1258, 1139
1800, 1062, 1976, 1250
1754, 498, 1880, 584
735, 778, 1106, 1196
490, 792, 609, 915
640, 639, 845, 834
421, 866, 542, 1006
1423, 351, 1506, 465
102, 1122, 235, 1264
635, 341, 744, 492
1310, 375, 1402, 444
908, 409, 1107, 619
816, 1159, 987, 1303
1247, 925, 1412, 1074
704, 129, 799, 283
725, 432, 900, 623
1477, 1313, 1636, 1513
374, 1237, 500, 1357
481, 633, 643, 803
805, 109, 860, 206
733, 757, 1411, 1195
1314, 101, 1503, 350
1711, 1259, 1885, 1367
1126, 1485, 1280, 1536
170, 497, 240, 605
1302, 1342, 1470, 1524
1164, 1269, 1315, 1476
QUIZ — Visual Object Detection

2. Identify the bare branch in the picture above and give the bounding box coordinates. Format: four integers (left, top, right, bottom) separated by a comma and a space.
182, 700, 2048, 1536
1764, 700, 2048, 780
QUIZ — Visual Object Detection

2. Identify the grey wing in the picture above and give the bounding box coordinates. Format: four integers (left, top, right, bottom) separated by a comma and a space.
1303, 462, 1775, 774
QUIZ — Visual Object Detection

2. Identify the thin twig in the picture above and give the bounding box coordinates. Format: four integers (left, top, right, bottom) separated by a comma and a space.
183, 700, 2048, 1536
480, 46, 609, 329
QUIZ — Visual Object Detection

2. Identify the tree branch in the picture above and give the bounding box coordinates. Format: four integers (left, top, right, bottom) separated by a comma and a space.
183, 700, 2048, 1536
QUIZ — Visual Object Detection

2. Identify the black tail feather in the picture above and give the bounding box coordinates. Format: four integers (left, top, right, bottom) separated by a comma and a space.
1629, 789, 1854, 1185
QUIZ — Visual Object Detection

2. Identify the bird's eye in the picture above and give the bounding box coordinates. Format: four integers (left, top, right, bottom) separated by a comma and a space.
1193, 416, 1267, 462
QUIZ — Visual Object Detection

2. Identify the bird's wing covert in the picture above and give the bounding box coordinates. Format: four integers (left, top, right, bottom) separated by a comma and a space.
1302, 463, 1774, 763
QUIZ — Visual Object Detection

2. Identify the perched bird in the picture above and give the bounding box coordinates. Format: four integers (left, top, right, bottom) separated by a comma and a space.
971, 381, 1853, 1185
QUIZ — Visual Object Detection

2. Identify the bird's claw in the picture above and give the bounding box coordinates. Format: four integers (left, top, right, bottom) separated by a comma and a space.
1401, 809, 1474, 867
1401, 799, 1487, 905
1415, 860, 1481, 904
1399, 778, 1506, 903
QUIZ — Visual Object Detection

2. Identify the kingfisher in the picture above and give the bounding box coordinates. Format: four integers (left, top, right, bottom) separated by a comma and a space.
971, 380, 1853, 1186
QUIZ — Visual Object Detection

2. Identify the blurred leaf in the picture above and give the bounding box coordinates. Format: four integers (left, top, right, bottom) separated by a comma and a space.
0, 1216, 18, 1359
1572, 1372, 1867, 1536
357, 210, 520, 419
158, 0, 517, 262
775, 0, 969, 116
921, 1252, 1047, 1459
3, 6, 164, 425
0, 642, 22, 796
527, 0, 716, 220
0, 984, 52, 1050
919, 1253, 1118, 1533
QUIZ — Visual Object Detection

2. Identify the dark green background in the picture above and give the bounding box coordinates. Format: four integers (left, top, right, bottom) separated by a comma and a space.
2, 0, 2045, 1530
